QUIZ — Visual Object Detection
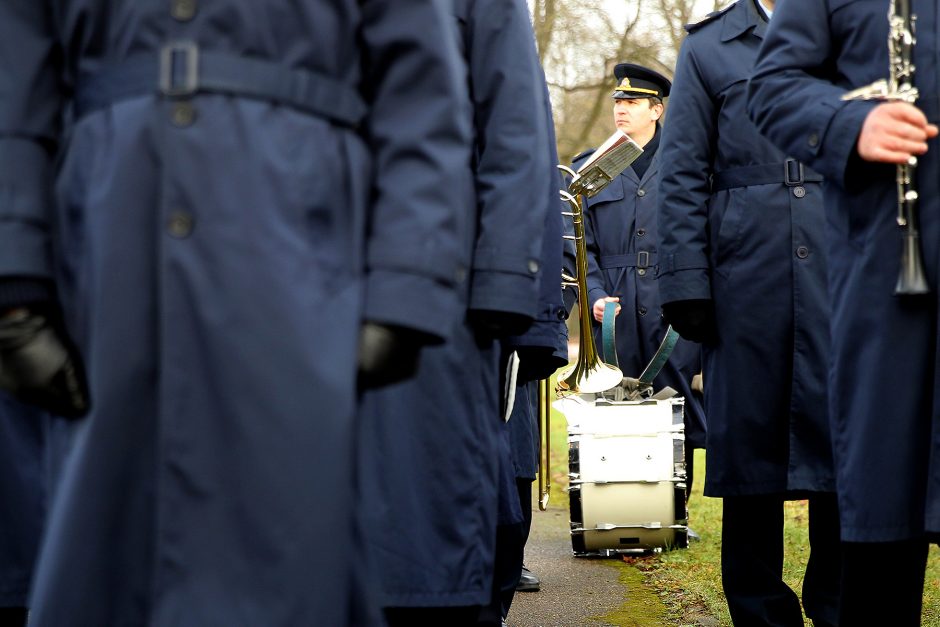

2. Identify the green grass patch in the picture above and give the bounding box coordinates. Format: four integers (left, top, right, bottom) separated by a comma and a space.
594, 560, 670, 626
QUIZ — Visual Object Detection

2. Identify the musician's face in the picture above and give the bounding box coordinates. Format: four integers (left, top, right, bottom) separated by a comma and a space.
613, 97, 661, 138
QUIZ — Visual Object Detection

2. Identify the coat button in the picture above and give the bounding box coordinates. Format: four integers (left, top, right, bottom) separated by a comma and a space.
636, 228, 646, 237
637, 268, 647, 276
527, 259, 540, 274
167, 211, 194, 238
636, 189, 646, 197
639, 306, 648, 316
796, 246, 809, 259
793, 186, 806, 198
171, 0, 197, 21
171, 101, 196, 127
808, 133, 819, 147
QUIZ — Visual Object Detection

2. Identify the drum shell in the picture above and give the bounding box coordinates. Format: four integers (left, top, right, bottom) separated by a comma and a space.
566, 398, 687, 554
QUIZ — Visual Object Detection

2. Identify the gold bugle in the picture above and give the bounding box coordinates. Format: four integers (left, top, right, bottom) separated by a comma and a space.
555, 187, 622, 395
537, 378, 551, 511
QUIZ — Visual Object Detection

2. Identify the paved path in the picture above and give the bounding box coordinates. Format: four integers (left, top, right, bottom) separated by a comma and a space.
507, 506, 670, 627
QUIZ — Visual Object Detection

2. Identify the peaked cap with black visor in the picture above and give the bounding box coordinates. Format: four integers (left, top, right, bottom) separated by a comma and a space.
611, 63, 671, 100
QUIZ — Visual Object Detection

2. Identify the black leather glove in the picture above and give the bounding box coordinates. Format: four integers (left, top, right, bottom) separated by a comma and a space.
356, 322, 424, 390
661, 299, 718, 344
0, 307, 90, 418
467, 309, 532, 338
514, 346, 562, 383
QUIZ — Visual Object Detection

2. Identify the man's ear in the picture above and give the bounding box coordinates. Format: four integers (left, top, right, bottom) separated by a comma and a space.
651, 102, 664, 121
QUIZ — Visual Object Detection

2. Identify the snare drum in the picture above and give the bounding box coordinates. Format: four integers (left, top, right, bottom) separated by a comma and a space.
563, 397, 687, 555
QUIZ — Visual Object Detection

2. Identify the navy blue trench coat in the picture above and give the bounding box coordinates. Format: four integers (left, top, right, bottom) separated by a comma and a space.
749, 0, 940, 543
357, 0, 550, 609
505, 80, 571, 482
657, 0, 834, 497
0, 2, 472, 624
578, 130, 706, 450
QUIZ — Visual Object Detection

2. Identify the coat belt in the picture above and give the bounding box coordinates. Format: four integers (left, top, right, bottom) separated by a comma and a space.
74, 42, 366, 128
711, 159, 823, 191
599, 251, 657, 269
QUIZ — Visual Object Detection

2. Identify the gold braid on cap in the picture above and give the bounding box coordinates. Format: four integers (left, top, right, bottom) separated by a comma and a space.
611, 77, 659, 96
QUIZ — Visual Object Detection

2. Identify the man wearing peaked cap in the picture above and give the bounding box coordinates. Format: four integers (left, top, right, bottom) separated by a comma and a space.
573, 60, 707, 545
605, 63, 671, 178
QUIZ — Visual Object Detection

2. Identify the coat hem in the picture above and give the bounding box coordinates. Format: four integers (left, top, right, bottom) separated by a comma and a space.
840, 522, 935, 543
0, 576, 29, 607
704, 478, 835, 497
378, 586, 490, 608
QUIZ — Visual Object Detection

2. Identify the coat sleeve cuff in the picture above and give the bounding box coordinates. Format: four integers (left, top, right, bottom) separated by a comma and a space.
0, 139, 55, 278
552, 324, 569, 364
0, 277, 54, 310
504, 314, 562, 351
820, 100, 879, 189
587, 287, 608, 307
468, 269, 538, 320
657, 269, 712, 304
363, 270, 461, 345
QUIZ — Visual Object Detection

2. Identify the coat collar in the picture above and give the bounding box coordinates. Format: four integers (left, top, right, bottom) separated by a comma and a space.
721, 0, 767, 42
625, 123, 661, 185
619, 145, 660, 186
638, 151, 660, 187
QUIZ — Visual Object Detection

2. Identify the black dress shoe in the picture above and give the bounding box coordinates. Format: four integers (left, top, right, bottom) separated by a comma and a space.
516, 565, 540, 592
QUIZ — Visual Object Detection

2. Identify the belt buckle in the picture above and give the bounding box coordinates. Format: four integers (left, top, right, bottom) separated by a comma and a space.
784, 159, 804, 186
160, 41, 199, 97
636, 251, 650, 269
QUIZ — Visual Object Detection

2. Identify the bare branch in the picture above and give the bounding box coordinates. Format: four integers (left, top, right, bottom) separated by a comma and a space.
546, 81, 607, 94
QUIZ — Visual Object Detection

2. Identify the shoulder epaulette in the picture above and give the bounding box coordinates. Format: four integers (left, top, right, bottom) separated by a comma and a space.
571, 148, 595, 165
684, 2, 734, 33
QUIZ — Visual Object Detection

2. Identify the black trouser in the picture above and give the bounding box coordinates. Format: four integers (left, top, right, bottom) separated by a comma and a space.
839, 539, 929, 627
477, 478, 533, 625
721, 493, 841, 626
518, 478, 534, 547
501, 478, 534, 616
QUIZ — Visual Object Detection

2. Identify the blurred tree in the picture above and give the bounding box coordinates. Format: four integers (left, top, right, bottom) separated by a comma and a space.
656, 0, 724, 59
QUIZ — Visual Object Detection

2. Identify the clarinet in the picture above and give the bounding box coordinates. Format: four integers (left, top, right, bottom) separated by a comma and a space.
842, 0, 929, 295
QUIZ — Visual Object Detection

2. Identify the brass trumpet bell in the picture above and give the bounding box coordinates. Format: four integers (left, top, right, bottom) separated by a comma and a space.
556, 359, 623, 394
554, 186, 624, 396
